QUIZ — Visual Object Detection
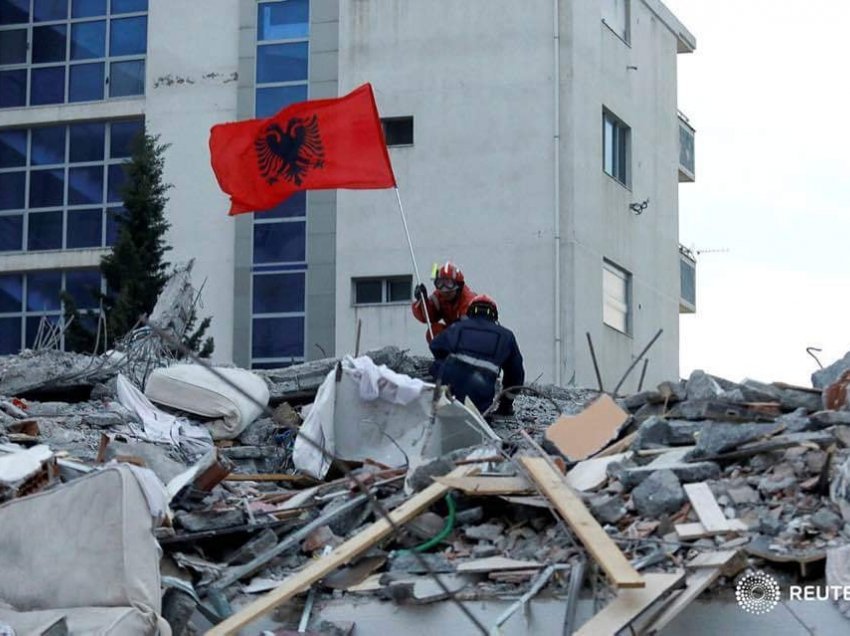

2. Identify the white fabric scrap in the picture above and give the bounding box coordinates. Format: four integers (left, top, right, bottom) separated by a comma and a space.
345, 355, 425, 404
120, 463, 170, 526
116, 374, 212, 457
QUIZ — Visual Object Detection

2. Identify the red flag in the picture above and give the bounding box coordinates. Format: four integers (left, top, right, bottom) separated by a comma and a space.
209, 83, 396, 215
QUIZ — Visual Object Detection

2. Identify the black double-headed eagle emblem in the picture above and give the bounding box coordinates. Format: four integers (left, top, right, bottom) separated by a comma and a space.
254, 115, 326, 186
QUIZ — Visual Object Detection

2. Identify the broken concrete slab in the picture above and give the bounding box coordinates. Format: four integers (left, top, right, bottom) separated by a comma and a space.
175, 509, 246, 532
813, 351, 850, 389
590, 494, 627, 525
631, 416, 670, 450
667, 400, 777, 423
631, 469, 686, 517
686, 370, 724, 401
688, 423, 783, 460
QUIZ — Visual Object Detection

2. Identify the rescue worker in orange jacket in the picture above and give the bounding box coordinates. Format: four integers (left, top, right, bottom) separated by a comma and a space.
411, 261, 477, 342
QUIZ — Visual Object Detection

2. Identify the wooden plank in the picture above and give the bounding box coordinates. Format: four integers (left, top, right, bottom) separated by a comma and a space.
593, 432, 637, 459
207, 465, 475, 635
545, 395, 630, 462
433, 475, 532, 495
675, 519, 748, 540
564, 452, 631, 492
574, 572, 684, 635
455, 557, 543, 573
683, 483, 729, 533
646, 552, 739, 633
519, 456, 644, 589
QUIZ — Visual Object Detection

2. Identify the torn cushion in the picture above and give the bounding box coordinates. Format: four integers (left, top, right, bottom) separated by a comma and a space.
145, 364, 270, 439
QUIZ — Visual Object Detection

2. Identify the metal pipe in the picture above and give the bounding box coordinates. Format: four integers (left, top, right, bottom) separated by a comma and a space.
586, 332, 604, 392
637, 357, 649, 391
552, 0, 562, 386
612, 328, 663, 395
562, 556, 586, 635
395, 186, 433, 340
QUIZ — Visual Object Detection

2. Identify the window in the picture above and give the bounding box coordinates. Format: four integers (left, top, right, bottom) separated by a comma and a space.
603, 260, 631, 334
0, 268, 103, 354
0, 118, 141, 253
382, 117, 413, 147
353, 276, 412, 305
603, 110, 630, 186
0, 0, 147, 108
251, 1, 311, 368
602, 0, 629, 43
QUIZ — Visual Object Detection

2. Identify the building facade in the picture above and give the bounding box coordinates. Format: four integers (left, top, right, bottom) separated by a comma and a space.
0, 0, 695, 390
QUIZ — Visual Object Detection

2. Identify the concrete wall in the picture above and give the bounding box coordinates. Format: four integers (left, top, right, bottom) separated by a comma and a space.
335, 1, 556, 377
146, 0, 240, 363
335, 0, 689, 386
562, 0, 683, 389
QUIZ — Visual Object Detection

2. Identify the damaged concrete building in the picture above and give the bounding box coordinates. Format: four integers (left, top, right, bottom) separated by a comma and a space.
1, 0, 696, 389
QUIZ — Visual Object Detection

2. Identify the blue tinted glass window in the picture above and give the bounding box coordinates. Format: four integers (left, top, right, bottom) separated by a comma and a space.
33, 0, 67, 21
0, 274, 23, 312
26, 271, 62, 311
67, 209, 102, 248
31, 125, 66, 165
69, 123, 105, 162
105, 206, 123, 244
0, 0, 29, 25
111, 0, 147, 13
0, 172, 25, 210
68, 165, 104, 204
32, 24, 67, 63
110, 16, 146, 56
256, 42, 308, 83
71, 21, 105, 59
66, 270, 101, 309
253, 221, 306, 264
29, 169, 64, 207
27, 210, 63, 250
0, 215, 22, 250
107, 163, 126, 201
69, 62, 104, 101
26, 315, 60, 348
261, 192, 306, 219
258, 0, 309, 41
110, 119, 142, 158
0, 317, 21, 355
0, 28, 27, 64
256, 84, 307, 118
0, 70, 26, 107
0, 129, 26, 168
252, 316, 304, 359
253, 273, 305, 314
72, 0, 106, 18
31, 66, 66, 105
109, 59, 144, 97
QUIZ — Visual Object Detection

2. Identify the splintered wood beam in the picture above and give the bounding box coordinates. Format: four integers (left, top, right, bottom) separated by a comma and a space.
519, 456, 644, 589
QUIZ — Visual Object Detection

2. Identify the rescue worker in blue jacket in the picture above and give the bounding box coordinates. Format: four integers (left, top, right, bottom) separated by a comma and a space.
429, 294, 525, 415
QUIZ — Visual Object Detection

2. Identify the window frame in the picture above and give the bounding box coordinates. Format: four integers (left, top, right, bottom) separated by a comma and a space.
0, 118, 142, 255
602, 109, 631, 188
381, 116, 414, 147
0, 1, 148, 108
602, 259, 632, 336
352, 275, 413, 307
0, 267, 104, 354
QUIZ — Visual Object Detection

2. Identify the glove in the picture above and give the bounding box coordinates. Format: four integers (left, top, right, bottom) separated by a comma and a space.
414, 283, 428, 302
495, 398, 514, 416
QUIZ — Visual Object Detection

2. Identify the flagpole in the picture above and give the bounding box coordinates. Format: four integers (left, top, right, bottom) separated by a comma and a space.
394, 186, 434, 341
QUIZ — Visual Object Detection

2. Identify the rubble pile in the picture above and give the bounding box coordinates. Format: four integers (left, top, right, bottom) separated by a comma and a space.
5, 343, 850, 635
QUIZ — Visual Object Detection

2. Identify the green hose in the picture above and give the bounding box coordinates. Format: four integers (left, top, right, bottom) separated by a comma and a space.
400, 493, 457, 553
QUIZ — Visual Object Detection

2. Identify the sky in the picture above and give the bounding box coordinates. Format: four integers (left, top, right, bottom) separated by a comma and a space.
661, 0, 850, 387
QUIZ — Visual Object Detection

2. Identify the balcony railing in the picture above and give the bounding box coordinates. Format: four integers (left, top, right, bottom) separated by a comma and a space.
678, 112, 695, 182
679, 244, 696, 313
